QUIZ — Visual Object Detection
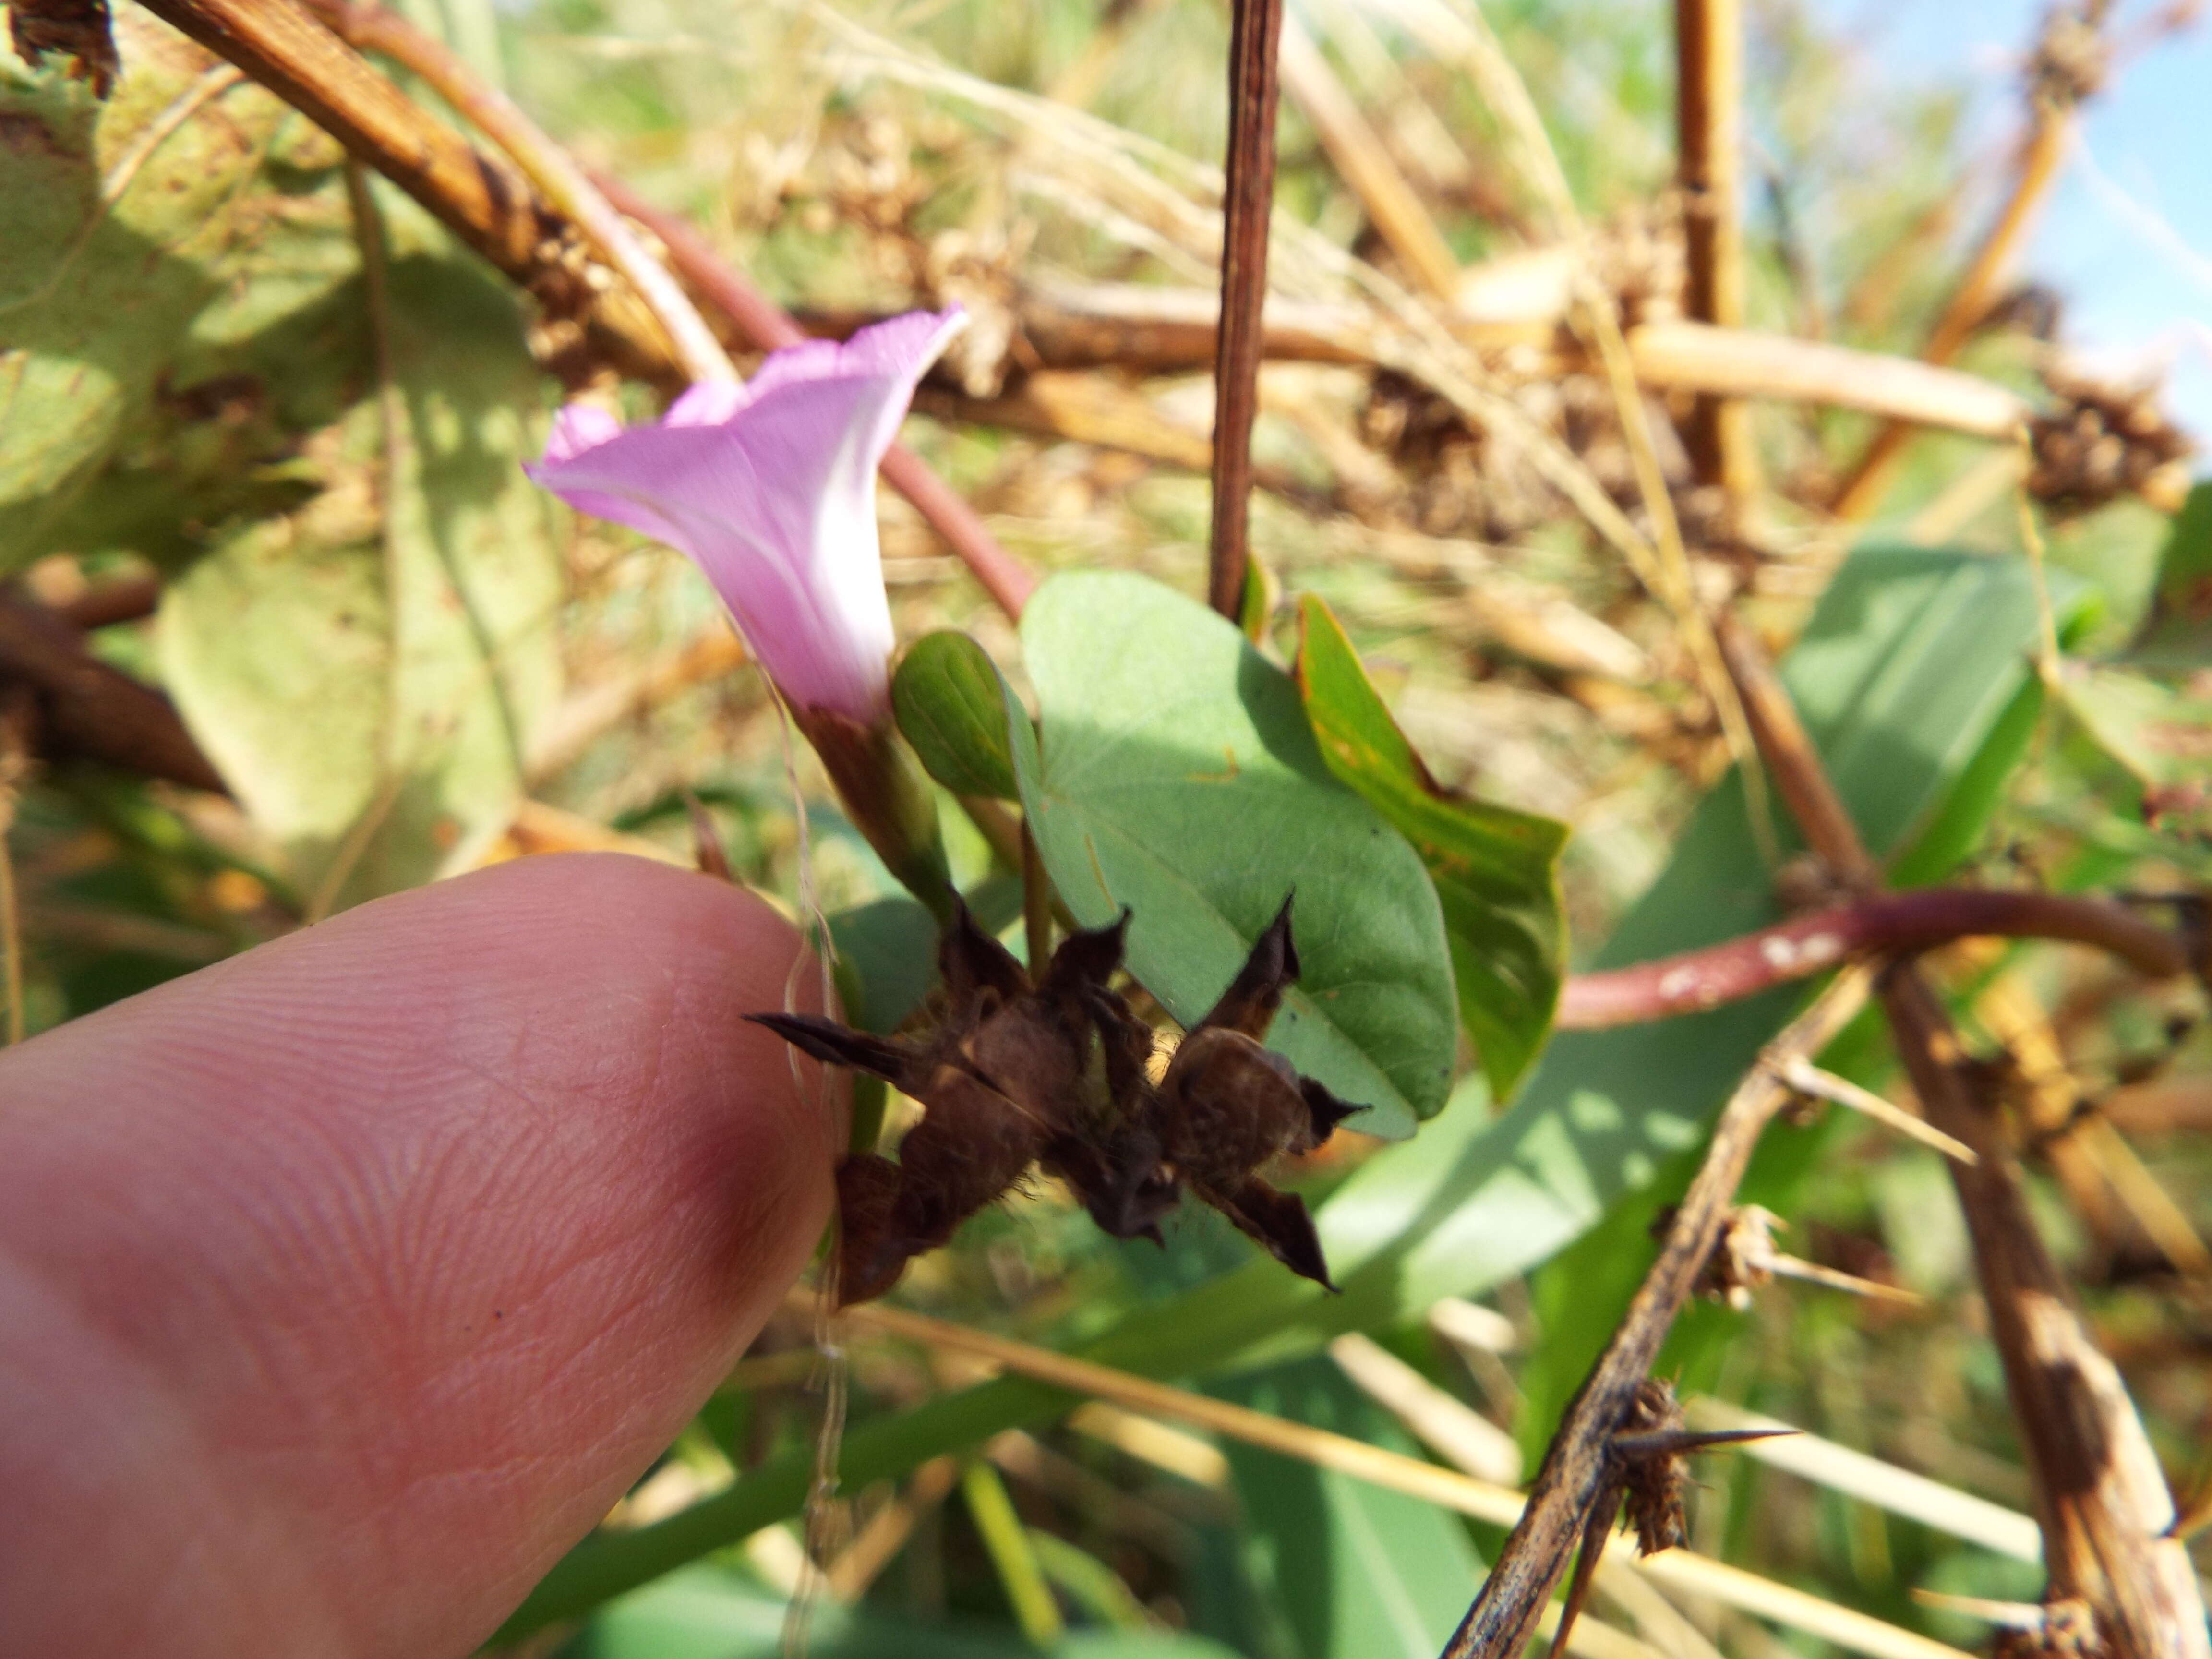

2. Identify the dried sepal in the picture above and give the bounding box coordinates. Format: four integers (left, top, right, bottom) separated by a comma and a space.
1616, 1378, 1690, 1557
750, 893, 1362, 1303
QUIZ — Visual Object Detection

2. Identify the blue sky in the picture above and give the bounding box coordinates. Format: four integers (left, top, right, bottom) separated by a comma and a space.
1823, 0, 2212, 457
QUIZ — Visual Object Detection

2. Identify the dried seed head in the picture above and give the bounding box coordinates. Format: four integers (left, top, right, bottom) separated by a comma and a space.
2028, 364, 2194, 517
1682, 1204, 1784, 1310
1617, 1379, 1690, 1556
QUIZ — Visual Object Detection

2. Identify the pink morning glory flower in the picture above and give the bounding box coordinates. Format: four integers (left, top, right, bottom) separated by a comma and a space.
528, 307, 968, 723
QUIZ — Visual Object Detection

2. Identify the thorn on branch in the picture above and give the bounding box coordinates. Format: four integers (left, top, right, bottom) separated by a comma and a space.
1671, 1202, 1923, 1309
1778, 1056, 1979, 1164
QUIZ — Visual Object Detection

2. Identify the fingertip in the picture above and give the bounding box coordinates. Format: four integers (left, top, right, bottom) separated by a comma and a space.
0, 853, 846, 1655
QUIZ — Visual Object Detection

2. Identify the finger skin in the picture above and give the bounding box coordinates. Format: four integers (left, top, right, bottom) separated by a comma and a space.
0, 853, 842, 1659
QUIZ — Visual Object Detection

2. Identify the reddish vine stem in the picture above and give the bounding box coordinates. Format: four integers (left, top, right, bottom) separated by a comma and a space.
1557, 887, 2193, 1030
1207, 0, 1287, 620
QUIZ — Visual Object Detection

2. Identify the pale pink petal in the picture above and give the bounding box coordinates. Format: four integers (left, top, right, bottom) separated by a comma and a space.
543, 403, 624, 464
664, 382, 750, 428
528, 308, 967, 723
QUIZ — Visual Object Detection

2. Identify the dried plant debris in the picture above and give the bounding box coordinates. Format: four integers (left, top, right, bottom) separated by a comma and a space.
1687, 1202, 1782, 1309
1614, 1378, 1692, 1557
2029, 364, 2195, 516
1993, 1600, 2105, 1659
7, 0, 117, 98
751, 896, 1361, 1304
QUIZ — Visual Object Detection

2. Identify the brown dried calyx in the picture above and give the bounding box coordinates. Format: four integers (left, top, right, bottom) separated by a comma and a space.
750, 896, 1362, 1305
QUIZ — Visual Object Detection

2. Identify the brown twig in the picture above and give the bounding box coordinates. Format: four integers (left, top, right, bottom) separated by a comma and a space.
1675, 0, 1752, 499
1208, 0, 1288, 620
1716, 608, 2209, 1659
1436, 968, 1874, 1659
1555, 887, 2192, 1029
133, 0, 678, 385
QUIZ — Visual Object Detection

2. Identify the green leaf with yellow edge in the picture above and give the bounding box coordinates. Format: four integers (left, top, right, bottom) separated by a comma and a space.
1294, 594, 1566, 1099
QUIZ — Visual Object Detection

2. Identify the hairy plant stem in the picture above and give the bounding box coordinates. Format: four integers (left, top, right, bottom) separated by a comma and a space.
1207, 0, 1287, 620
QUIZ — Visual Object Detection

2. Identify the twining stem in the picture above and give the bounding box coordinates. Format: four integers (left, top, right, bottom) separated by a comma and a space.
1435, 969, 1874, 1659
303, 0, 735, 384
1208, 0, 1288, 620
1674, 0, 1752, 499
1555, 887, 2192, 1029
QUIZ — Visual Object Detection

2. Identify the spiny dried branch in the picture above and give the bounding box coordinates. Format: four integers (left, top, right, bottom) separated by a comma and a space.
1436, 967, 1873, 1659
1717, 612, 2210, 1659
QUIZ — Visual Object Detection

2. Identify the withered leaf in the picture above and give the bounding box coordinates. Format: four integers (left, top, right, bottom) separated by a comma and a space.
749, 894, 1364, 1303
8, 0, 118, 98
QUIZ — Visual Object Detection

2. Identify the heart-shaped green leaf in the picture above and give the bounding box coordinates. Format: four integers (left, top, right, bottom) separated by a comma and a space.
892, 630, 1022, 799
1295, 595, 1567, 1100
1012, 571, 1456, 1138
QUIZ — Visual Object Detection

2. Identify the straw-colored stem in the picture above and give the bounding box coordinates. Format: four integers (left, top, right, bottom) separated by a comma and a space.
1675, 0, 1753, 498
1830, 108, 2069, 521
